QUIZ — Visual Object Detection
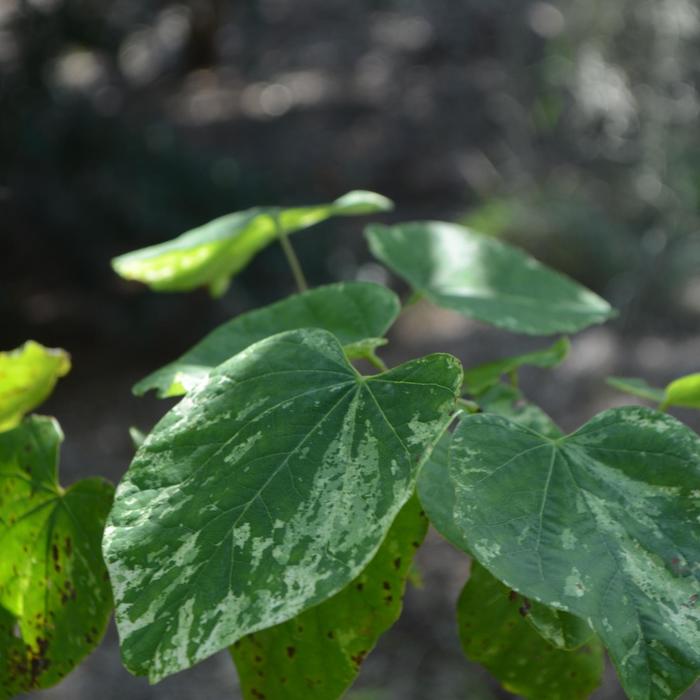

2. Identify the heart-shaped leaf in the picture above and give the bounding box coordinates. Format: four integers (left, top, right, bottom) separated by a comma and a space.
104, 328, 461, 682
230, 494, 428, 700
113, 191, 393, 296
458, 561, 603, 700
0, 416, 113, 694
134, 282, 400, 398
0, 342, 70, 432
464, 338, 570, 395
418, 419, 589, 655
426, 408, 700, 700
366, 221, 615, 335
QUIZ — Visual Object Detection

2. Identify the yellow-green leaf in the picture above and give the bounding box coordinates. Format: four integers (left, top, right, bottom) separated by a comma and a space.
112, 191, 393, 296
0, 341, 70, 432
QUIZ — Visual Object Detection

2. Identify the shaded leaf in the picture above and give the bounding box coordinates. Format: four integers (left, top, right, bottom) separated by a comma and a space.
104, 328, 462, 682
113, 191, 393, 296
464, 337, 570, 394
429, 408, 700, 700
0, 342, 70, 432
230, 495, 428, 700
525, 602, 595, 651
606, 376, 666, 404
477, 383, 562, 439
0, 417, 114, 694
458, 561, 603, 700
133, 282, 400, 398
366, 221, 615, 335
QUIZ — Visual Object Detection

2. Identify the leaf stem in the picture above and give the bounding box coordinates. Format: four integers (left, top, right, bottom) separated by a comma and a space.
457, 398, 481, 414
365, 351, 389, 373
274, 212, 308, 293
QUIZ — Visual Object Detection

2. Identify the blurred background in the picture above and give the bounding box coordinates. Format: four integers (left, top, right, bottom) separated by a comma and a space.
3, 0, 700, 698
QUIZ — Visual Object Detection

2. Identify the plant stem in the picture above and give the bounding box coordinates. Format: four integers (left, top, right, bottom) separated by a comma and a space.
274, 212, 308, 293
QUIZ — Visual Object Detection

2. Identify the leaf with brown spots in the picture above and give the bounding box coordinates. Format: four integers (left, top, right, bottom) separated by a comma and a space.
0, 416, 114, 696
457, 562, 603, 700
230, 495, 428, 700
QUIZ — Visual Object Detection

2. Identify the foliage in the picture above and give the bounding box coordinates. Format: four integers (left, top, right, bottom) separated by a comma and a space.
3, 192, 700, 700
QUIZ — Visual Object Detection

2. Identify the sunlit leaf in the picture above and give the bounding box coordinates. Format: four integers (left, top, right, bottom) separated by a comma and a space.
0, 341, 70, 432
458, 562, 603, 700
0, 416, 113, 695
104, 328, 461, 682
366, 221, 615, 335
231, 495, 428, 700
606, 376, 666, 404
112, 191, 393, 296
426, 408, 700, 700
464, 337, 570, 394
133, 282, 400, 398
664, 373, 700, 410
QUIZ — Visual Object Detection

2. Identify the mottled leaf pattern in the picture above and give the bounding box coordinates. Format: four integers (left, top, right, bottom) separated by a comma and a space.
0, 341, 70, 432
525, 601, 595, 651
458, 562, 603, 700
230, 495, 428, 700
435, 408, 700, 700
134, 282, 400, 398
112, 191, 392, 296
104, 328, 461, 682
0, 417, 113, 694
366, 221, 615, 335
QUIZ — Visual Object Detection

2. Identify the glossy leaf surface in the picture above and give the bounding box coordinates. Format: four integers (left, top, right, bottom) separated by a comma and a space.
0, 417, 113, 694
134, 282, 400, 398
464, 337, 570, 394
0, 341, 70, 432
104, 328, 461, 682
366, 221, 615, 335
430, 408, 700, 700
113, 191, 392, 296
231, 495, 428, 700
458, 562, 603, 700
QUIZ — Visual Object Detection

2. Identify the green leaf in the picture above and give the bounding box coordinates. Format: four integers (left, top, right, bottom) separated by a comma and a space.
477, 384, 563, 439
418, 422, 591, 656
0, 341, 71, 432
525, 601, 595, 651
104, 328, 462, 682
457, 561, 603, 700
0, 416, 114, 695
112, 191, 393, 296
429, 408, 700, 700
230, 494, 428, 700
464, 337, 570, 395
664, 373, 700, 410
134, 282, 400, 398
606, 376, 666, 404
366, 221, 615, 335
